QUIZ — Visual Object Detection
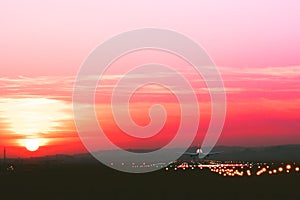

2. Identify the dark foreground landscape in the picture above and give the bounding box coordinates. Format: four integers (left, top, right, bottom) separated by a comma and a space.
1, 145, 300, 200
1, 161, 300, 200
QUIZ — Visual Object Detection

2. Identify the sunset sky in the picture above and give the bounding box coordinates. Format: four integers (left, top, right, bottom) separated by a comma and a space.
0, 0, 300, 157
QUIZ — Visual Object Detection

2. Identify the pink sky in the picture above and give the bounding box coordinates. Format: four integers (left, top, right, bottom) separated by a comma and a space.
0, 1, 300, 156
1, 0, 300, 76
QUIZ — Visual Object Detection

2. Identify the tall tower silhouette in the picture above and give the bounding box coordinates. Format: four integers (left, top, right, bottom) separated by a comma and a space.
3, 147, 6, 164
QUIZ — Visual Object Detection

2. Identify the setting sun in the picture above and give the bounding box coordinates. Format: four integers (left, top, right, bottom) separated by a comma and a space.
25, 139, 40, 152
0, 97, 73, 153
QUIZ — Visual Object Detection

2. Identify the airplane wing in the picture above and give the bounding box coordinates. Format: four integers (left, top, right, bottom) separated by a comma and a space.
183, 152, 197, 156
207, 151, 222, 155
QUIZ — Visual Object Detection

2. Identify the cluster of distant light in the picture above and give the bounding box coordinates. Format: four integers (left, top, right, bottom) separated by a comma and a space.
253, 163, 299, 176
165, 161, 300, 177
110, 162, 166, 169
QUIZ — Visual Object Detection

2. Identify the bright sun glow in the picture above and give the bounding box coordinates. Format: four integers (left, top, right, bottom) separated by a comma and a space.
0, 98, 73, 148
25, 139, 40, 152
0, 98, 72, 135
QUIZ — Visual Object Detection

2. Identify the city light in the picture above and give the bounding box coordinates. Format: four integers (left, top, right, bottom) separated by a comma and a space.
163, 161, 299, 178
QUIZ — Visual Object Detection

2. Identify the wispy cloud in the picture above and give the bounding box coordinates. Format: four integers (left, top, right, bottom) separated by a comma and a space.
221, 66, 300, 77
2, 66, 300, 102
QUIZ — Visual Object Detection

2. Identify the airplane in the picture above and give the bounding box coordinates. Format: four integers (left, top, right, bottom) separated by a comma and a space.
183, 146, 222, 161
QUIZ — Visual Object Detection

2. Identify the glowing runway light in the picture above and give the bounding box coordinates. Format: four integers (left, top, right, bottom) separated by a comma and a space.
246, 170, 252, 176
